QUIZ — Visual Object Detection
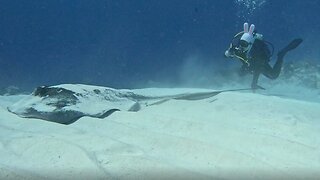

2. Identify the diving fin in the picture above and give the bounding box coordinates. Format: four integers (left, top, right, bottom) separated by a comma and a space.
278, 38, 303, 57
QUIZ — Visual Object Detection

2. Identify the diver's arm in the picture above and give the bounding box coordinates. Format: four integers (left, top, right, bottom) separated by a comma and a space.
251, 69, 265, 90
251, 70, 260, 89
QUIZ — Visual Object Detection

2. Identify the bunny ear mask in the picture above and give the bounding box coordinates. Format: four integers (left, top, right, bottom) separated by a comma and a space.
241, 22, 255, 44
243, 22, 249, 33
249, 24, 255, 34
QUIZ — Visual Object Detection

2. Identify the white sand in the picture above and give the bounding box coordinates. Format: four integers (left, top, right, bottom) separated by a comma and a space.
0, 89, 320, 180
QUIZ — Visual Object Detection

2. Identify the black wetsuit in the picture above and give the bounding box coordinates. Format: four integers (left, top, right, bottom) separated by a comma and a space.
226, 32, 285, 89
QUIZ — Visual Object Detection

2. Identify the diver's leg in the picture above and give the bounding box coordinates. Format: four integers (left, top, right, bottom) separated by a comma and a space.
277, 38, 303, 59
264, 38, 303, 79
261, 64, 279, 79
270, 56, 283, 79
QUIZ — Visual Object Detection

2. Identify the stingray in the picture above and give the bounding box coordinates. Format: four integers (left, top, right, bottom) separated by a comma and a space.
8, 84, 250, 125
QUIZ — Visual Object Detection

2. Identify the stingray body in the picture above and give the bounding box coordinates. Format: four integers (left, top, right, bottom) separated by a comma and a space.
8, 84, 250, 125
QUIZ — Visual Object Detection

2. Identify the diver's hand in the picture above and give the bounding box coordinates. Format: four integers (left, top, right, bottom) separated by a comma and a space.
251, 84, 265, 90
224, 50, 235, 58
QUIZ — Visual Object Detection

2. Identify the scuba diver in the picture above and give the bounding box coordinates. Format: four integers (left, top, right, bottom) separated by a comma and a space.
224, 22, 303, 90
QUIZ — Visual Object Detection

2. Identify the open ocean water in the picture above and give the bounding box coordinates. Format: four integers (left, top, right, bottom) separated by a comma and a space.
0, 0, 319, 100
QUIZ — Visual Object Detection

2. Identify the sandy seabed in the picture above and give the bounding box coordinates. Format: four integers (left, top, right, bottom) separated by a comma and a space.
0, 88, 320, 180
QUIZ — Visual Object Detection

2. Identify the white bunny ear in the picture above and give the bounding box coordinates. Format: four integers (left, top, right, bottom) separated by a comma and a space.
249, 24, 255, 34
243, 22, 249, 33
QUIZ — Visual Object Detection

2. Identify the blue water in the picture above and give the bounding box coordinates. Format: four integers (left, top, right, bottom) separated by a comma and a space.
0, 0, 319, 90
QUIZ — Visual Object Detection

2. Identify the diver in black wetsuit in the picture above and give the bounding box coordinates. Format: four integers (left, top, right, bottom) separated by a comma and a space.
224, 22, 303, 90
